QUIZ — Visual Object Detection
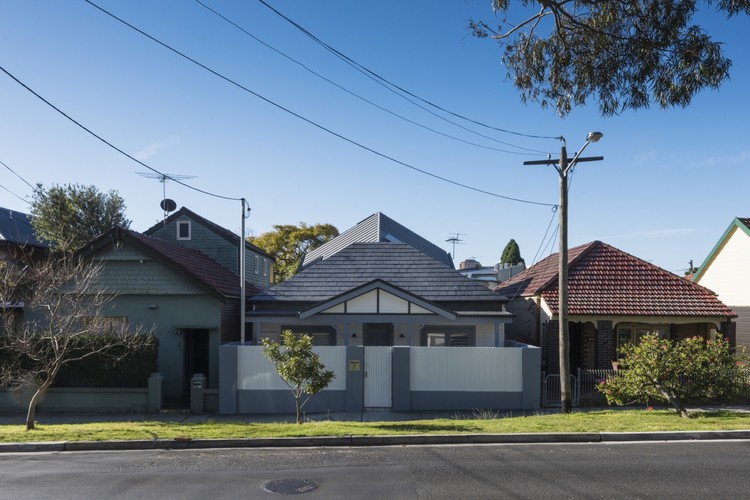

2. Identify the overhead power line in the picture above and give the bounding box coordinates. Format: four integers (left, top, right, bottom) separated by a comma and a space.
255, 0, 559, 143
0, 182, 29, 205
0, 65, 241, 202
194, 0, 543, 156
1, 159, 35, 189
80, 1, 556, 208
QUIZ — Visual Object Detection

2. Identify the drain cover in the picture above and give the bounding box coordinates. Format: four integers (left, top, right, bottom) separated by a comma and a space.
263, 479, 319, 495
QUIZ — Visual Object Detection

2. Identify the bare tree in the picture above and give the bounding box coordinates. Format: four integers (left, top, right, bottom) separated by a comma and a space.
0, 251, 154, 430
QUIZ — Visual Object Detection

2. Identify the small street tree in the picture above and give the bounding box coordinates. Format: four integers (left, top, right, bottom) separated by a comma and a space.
0, 252, 154, 430
261, 330, 335, 424
598, 334, 748, 418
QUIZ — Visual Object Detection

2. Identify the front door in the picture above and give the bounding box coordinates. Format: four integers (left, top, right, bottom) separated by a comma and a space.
183, 329, 210, 398
363, 323, 394, 346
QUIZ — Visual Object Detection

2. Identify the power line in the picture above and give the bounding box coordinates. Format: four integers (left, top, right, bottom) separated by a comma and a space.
194, 0, 542, 157
0, 65, 241, 202
0, 159, 35, 189
256, 0, 559, 144
81, 1, 556, 208
0, 182, 29, 205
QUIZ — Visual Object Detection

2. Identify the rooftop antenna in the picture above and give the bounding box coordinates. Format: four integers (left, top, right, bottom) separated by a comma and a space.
136, 172, 197, 225
445, 233, 466, 260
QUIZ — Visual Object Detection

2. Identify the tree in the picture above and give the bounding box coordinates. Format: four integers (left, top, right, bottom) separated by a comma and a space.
500, 239, 524, 266
261, 330, 335, 424
248, 223, 338, 283
470, 1, 750, 117
598, 334, 748, 418
0, 252, 155, 430
30, 183, 131, 252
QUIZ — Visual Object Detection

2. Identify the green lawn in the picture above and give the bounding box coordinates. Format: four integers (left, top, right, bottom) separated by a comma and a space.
2, 410, 749, 443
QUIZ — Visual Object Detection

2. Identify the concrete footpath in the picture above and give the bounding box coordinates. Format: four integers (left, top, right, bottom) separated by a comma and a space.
2, 406, 750, 453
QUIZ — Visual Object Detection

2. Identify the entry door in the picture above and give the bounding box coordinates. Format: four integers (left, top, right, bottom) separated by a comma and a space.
363, 323, 394, 346
364, 347, 393, 408
183, 329, 210, 397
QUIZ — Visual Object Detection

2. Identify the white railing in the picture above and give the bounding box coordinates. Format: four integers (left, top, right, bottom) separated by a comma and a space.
237, 346, 347, 391
410, 346, 524, 392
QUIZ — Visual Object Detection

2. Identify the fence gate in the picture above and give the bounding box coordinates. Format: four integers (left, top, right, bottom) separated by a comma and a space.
541, 372, 579, 407
364, 347, 392, 408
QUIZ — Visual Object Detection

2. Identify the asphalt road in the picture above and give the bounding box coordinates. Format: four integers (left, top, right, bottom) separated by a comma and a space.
2, 441, 749, 499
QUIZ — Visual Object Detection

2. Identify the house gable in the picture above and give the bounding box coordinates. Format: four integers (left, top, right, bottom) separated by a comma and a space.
144, 207, 273, 289
300, 280, 455, 319
300, 212, 454, 269
694, 217, 750, 307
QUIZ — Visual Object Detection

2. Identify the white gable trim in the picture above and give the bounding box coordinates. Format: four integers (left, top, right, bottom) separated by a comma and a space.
299, 280, 455, 319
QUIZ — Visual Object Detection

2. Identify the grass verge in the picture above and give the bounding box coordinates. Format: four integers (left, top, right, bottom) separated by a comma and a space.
1, 410, 750, 443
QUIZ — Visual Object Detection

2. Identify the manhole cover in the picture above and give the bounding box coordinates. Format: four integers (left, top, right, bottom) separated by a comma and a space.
263, 479, 319, 495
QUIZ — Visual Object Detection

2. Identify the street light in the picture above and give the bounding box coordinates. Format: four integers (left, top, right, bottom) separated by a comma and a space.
525, 132, 604, 413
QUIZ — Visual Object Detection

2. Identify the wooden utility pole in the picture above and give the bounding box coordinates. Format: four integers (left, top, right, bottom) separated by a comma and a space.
525, 132, 603, 413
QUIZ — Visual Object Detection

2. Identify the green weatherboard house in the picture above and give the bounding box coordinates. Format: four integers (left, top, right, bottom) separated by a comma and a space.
80, 208, 273, 405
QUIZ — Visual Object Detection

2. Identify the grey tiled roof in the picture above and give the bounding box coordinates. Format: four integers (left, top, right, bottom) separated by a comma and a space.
254, 242, 503, 304
300, 213, 454, 269
0, 207, 46, 247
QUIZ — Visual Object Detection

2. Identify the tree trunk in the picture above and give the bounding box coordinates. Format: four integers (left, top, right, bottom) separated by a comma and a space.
25, 383, 49, 431
657, 384, 690, 418
294, 394, 301, 424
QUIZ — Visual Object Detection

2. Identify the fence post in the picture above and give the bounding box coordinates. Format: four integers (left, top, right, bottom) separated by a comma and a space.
148, 372, 163, 413
190, 373, 207, 413
575, 367, 581, 406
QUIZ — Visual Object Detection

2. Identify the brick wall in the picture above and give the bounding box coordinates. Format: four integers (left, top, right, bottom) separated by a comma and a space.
595, 320, 614, 369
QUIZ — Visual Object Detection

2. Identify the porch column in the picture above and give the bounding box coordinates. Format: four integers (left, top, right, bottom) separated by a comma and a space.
546, 320, 559, 373
595, 320, 615, 369
721, 320, 737, 348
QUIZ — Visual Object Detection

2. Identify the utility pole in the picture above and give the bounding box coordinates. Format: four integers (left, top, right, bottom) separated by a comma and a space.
240, 198, 250, 345
524, 132, 603, 413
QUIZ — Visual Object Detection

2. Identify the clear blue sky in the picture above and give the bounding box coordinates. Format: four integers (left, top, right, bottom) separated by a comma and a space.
2, 1, 748, 275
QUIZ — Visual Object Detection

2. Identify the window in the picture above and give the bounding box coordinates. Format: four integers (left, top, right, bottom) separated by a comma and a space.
263, 258, 269, 277
420, 326, 475, 347
255, 256, 261, 275
616, 323, 668, 350
177, 221, 191, 240
281, 325, 337, 346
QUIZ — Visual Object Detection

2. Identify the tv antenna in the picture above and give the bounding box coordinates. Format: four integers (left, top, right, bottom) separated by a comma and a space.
136, 172, 197, 223
445, 233, 466, 259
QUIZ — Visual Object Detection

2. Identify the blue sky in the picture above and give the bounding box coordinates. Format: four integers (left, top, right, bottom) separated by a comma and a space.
1, 1, 748, 275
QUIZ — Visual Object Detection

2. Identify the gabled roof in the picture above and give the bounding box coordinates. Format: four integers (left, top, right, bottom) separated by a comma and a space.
253, 242, 504, 304
300, 212, 453, 269
693, 217, 750, 283
80, 227, 264, 299
144, 206, 273, 259
0, 207, 46, 247
494, 241, 735, 318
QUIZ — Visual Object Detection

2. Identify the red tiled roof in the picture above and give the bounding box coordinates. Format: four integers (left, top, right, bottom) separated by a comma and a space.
495, 241, 735, 318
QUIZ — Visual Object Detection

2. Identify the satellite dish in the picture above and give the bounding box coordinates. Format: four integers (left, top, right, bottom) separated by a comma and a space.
160, 199, 177, 212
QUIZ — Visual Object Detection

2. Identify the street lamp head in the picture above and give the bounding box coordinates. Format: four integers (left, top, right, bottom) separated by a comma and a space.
587, 131, 603, 142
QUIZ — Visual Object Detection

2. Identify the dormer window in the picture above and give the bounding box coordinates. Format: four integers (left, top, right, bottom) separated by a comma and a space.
177, 221, 191, 240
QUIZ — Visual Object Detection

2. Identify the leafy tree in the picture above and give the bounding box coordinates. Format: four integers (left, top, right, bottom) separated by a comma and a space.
261, 330, 335, 424
500, 239, 524, 266
470, 1, 750, 117
248, 223, 338, 283
598, 334, 748, 418
0, 252, 154, 430
30, 183, 131, 252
